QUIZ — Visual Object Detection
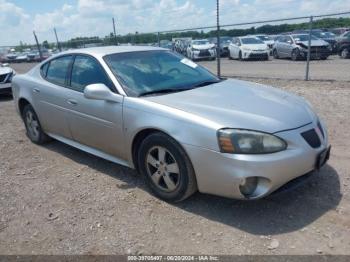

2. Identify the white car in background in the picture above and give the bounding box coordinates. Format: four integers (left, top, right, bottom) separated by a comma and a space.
0, 64, 15, 95
248, 34, 275, 54
187, 39, 216, 61
228, 37, 269, 60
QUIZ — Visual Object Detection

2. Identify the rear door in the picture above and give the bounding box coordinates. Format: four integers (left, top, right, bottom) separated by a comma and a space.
34, 55, 73, 139
64, 55, 126, 159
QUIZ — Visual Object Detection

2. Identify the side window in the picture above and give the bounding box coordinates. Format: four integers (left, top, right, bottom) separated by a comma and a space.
286, 36, 293, 44
46, 56, 72, 85
70, 55, 113, 92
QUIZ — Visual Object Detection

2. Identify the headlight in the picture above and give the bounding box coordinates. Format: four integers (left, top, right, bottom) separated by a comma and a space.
242, 47, 251, 51
217, 129, 287, 154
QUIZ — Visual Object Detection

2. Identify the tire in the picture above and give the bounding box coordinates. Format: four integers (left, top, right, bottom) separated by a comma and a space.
291, 49, 299, 61
340, 48, 349, 59
137, 132, 197, 202
238, 51, 243, 61
273, 49, 279, 59
22, 104, 51, 144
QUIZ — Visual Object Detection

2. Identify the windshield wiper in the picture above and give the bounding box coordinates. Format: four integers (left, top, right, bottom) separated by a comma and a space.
191, 79, 222, 88
138, 88, 188, 97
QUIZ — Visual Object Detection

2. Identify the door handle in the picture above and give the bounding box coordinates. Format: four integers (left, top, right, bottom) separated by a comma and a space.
67, 99, 78, 106
33, 88, 40, 93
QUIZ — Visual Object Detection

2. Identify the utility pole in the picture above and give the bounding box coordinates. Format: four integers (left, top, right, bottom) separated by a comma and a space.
305, 16, 313, 81
216, 0, 221, 78
33, 31, 42, 60
54, 28, 62, 52
112, 17, 118, 45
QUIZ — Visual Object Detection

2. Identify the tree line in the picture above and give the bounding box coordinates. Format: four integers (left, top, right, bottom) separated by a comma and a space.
15, 17, 350, 51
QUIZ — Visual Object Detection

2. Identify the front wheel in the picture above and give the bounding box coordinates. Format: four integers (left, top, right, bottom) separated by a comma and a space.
137, 132, 197, 202
22, 104, 51, 144
291, 49, 300, 61
341, 48, 349, 59
273, 49, 279, 59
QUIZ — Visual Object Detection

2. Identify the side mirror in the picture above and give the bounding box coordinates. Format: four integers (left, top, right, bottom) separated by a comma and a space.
84, 83, 122, 103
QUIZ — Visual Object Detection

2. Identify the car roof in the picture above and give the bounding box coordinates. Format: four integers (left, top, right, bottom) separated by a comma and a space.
56, 45, 166, 58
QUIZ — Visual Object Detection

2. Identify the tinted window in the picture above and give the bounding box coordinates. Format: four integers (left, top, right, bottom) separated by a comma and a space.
70, 55, 112, 92
46, 56, 72, 85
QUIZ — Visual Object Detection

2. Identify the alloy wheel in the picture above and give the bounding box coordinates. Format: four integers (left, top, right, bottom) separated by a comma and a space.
25, 110, 40, 140
145, 146, 180, 192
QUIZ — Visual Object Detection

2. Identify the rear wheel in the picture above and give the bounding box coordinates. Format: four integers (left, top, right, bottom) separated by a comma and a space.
137, 132, 197, 202
22, 104, 51, 144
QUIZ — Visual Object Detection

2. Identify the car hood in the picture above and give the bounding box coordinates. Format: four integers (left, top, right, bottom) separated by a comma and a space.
144, 79, 314, 133
242, 43, 267, 50
0, 67, 12, 75
192, 44, 215, 50
296, 39, 329, 47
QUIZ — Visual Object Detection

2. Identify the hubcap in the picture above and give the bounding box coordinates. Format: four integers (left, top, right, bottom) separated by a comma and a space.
25, 111, 40, 140
145, 146, 180, 192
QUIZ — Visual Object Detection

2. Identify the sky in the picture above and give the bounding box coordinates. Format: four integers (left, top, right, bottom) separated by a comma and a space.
0, 0, 350, 46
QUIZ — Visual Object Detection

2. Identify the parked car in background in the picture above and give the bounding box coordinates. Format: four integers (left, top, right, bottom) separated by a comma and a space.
16, 52, 29, 63
335, 32, 350, 59
12, 46, 330, 201
209, 36, 232, 57
6, 53, 18, 63
228, 37, 269, 60
173, 38, 192, 56
187, 39, 216, 61
248, 34, 275, 54
0, 64, 15, 95
159, 40, 173, 50
330, 27, 350, 36
293, 30, 337, 53
273, 34, 331, 61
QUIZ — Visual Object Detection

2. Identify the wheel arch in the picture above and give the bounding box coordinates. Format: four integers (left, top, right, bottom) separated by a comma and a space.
18, 97, 31, 118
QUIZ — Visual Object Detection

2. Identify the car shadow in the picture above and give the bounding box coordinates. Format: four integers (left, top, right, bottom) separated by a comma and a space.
44, 140, 341, 235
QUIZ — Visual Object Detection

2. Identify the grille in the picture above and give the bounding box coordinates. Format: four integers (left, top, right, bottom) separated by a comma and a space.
199, 50, 210, 57
301, 129, 321, 148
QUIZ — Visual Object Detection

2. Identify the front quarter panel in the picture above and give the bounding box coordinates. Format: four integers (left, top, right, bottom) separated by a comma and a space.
123, 97, 222, 167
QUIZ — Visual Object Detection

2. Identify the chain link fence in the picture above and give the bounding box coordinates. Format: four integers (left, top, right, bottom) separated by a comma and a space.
2, 11, 350, 81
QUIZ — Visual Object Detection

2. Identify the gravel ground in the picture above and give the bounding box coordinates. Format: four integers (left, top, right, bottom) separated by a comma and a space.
199, 55, 350, 81
0, 63, 349, 255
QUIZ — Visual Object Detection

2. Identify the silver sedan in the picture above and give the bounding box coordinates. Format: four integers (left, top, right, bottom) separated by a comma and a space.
11, 46, 330, 201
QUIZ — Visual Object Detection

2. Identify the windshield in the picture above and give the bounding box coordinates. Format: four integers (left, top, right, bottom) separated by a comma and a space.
256, 35, 272, 41
292, 34, 318, 41
192, 40, 210, 45
104, 51, 220, 97
313, 31, 335, 39
241, 38, 264, 44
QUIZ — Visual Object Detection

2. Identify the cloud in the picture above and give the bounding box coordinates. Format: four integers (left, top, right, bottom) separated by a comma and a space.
0, 0, 349, 46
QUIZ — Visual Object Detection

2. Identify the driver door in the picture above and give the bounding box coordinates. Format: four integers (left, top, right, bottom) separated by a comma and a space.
65, 55, 126, 159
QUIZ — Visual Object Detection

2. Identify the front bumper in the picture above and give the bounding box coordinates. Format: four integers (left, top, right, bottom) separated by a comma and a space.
299, 48, 331, 59
0, 83, 12, 94
192, 49, 216, 60
183, 121, 329, 200
242, 50, 269, 60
